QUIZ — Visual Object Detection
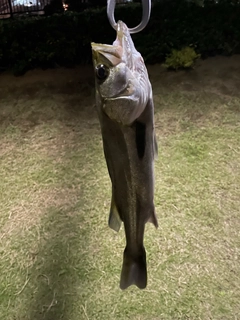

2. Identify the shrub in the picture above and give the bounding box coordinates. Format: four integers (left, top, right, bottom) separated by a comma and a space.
164, 47, 201, 70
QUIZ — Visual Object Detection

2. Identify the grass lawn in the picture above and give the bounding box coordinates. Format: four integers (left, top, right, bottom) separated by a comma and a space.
0, 56, 240, 320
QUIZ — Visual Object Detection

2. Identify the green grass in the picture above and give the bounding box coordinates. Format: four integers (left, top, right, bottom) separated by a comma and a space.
0, 65, 240, 320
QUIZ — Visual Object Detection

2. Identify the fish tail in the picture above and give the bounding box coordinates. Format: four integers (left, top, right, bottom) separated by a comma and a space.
120, 246, 147, 290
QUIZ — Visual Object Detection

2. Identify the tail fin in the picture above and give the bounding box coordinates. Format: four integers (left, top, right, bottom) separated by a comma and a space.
120, 247, 147, 290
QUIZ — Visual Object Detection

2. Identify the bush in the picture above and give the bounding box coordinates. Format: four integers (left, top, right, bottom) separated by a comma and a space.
164, 47, 201, 70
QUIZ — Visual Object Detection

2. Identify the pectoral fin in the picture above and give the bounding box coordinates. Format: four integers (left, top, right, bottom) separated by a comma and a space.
135, 121, 146, 159
108, 195, 122, 232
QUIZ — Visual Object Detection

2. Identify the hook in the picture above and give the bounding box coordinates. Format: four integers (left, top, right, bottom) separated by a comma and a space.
107, 0, 151, 34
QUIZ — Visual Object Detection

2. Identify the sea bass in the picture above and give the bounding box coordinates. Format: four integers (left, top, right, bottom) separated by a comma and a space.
91, 21, 158, 290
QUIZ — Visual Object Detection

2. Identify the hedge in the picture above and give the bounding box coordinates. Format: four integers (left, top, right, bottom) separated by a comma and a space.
1, 1, 240, 74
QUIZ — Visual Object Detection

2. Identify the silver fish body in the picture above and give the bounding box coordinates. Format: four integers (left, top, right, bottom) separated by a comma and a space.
91, 21, 158, 290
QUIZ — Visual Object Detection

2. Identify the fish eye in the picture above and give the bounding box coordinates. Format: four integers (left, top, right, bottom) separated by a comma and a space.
96, 64, 109, 81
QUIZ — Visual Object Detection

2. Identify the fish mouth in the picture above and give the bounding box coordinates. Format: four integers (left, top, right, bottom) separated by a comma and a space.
91, 21, 134, 69
91, 43, 123, 67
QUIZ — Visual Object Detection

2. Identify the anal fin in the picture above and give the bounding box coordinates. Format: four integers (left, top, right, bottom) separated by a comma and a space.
148, 207, 158, 228
108, 195, 122, 232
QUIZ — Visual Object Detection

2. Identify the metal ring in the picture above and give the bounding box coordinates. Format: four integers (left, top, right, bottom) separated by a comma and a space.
107, 0, 151, 34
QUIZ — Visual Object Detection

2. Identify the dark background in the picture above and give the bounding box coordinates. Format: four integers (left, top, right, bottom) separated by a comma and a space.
0, 0, 240, 74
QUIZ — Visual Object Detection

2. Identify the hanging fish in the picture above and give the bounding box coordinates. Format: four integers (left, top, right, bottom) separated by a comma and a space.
91, 21, 158, 290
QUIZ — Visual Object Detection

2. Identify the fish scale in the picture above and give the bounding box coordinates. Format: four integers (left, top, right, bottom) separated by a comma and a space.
91, 21, 158, 290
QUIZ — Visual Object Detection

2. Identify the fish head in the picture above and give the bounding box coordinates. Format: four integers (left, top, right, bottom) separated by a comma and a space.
91, 21, 151, 124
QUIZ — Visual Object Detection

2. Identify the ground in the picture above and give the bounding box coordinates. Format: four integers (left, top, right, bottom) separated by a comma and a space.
0, 56, 239, 320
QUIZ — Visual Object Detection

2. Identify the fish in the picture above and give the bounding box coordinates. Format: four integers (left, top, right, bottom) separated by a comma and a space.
91, 20, 158, 290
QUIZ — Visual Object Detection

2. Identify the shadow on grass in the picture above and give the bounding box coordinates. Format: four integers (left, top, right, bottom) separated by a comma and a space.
16, 73, 102, 319
27, 205, 89, 320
